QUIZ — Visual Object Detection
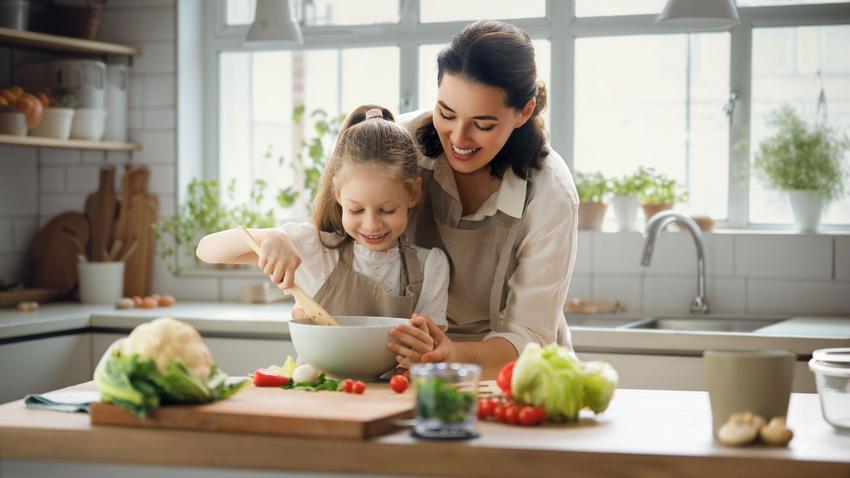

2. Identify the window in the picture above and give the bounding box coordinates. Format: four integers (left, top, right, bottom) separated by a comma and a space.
749, 25, 850, 225
208, 0, 850, 229
574, 33, 730, 220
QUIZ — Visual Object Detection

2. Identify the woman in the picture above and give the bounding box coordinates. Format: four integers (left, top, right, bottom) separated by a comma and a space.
387, 20, 579, 378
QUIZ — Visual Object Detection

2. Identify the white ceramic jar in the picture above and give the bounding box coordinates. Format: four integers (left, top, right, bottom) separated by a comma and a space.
70, 108, 107, 141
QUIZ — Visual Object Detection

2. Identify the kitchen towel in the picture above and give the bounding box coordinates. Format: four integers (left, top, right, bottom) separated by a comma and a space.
24, 390, 100, 413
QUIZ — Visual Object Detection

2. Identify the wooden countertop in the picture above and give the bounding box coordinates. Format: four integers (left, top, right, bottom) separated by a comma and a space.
0, 383, 848, 477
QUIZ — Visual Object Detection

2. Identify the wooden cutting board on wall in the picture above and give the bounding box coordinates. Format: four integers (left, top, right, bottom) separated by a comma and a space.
90, 384, 414, 440
26, 211, 90, 291
114, 166, 158, 297
84, 167, 118, 261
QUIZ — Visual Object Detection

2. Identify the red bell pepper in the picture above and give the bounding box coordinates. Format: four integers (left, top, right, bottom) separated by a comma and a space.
496, 361, 515, 394
252, 368, 289, 387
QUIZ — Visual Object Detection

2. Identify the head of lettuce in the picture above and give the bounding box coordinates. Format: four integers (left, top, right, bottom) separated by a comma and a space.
94, 317, 248, 418
511, 343, 618, 422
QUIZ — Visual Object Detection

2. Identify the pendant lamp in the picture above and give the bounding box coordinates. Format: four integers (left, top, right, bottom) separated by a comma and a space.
245, 0, 303, 45
656, 0, 740, 30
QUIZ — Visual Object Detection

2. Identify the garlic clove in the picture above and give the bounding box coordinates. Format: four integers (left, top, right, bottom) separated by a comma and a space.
760, 416, 794, 446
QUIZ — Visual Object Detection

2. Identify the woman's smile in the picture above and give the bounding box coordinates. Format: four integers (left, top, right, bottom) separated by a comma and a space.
450, 143, 481, 161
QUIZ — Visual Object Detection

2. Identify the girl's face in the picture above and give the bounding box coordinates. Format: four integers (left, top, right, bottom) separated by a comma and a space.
433, 73, 534, 176
336, 165, 420, 252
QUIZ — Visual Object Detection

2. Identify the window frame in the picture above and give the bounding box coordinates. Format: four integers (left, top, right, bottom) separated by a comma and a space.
205, 0, 850, 230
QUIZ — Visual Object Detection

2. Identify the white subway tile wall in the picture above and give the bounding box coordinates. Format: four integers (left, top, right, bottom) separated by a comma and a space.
835, 237, 850, 281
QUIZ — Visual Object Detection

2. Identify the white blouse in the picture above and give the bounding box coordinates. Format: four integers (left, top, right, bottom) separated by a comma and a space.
281, 222, 450, 328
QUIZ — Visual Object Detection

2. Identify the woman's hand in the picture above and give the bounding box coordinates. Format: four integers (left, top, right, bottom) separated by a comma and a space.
388, 313, 454, 368
257, 230, 301, 289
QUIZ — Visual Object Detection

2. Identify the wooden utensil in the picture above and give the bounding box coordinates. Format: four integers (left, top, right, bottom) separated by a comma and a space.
90, 382, 413, 440
237, 226, 338, 326
84, 167, 118, 262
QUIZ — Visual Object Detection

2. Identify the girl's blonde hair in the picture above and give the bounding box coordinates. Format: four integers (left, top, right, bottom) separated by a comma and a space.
311, 104, 421, 248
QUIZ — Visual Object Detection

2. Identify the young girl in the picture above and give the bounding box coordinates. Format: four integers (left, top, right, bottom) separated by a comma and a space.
196, 105, 449, 368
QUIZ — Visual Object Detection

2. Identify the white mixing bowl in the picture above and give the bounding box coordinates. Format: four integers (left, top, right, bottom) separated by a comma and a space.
288, 315, 407, 381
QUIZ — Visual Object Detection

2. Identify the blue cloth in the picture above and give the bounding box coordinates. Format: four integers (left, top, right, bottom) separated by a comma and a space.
24, 390, 100, 413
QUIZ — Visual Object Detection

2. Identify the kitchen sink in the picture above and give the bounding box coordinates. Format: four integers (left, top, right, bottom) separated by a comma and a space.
624, 317, 784, 333
566, 315, 646, 329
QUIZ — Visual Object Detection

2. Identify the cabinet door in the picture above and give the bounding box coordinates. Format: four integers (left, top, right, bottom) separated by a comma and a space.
91, 334, 295, 378
0, 334, 92, 404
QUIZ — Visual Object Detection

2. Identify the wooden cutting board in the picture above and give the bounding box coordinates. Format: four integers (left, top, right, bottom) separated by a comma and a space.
118, 166, 158, 296
26, 211, 90, 291
84, 167, 118, 261
90, 384, 415, 440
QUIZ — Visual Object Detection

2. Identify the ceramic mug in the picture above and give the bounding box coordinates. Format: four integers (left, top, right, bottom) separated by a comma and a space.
78, 261, 124, 304
703, 349, 796, 437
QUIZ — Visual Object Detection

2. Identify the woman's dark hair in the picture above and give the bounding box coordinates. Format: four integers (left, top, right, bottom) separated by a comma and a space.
416, 20, 549, 180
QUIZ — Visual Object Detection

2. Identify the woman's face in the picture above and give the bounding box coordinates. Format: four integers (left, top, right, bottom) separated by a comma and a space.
433, 73, 532, 176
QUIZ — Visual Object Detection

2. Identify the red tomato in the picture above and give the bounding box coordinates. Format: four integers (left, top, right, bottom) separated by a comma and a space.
252, 368, 288, 387
477, 398, 494, 419
532, 406, 546, 424
504, 405, 520, 425
352, 380, 365, 394
342, 379, 354, 393
493, 404, 506, 422
496, 361, 515, 394
518, 406, 542, 426
390, 374, 409, 394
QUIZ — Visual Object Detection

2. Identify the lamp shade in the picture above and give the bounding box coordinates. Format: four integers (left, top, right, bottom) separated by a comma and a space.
245, 0, 303, 45
656, 0, 740, 30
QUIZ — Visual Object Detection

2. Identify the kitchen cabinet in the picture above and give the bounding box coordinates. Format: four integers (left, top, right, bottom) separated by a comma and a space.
91, 333, 296, 378
0, 26, 141, 152
0, 333, 91, 404
579, 352, 817, 392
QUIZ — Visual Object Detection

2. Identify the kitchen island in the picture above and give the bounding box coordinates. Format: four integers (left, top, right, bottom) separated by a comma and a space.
0, 382, 847, 478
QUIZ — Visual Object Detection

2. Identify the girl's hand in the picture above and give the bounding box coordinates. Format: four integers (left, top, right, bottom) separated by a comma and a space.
388, 313, 454, 368
257, 230, 301, 289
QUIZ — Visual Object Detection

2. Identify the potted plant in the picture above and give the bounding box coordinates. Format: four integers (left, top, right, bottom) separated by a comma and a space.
641, 169, 689, 221
753, 105, 849, 232
575, 171, 609, 230
154, 178, 276, 274
610, 167, 653, 231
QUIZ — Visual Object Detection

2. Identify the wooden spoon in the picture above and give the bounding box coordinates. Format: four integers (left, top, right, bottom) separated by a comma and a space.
238, 226, 338, 326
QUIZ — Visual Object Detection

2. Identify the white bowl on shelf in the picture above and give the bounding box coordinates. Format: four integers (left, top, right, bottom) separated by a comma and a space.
70, 108, 107, 141
0, 110, 26, 136
29, 107, 75, 139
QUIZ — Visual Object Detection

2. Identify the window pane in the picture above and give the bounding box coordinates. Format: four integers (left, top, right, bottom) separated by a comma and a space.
574, 34, 730, 221
219, 47, 400, 216
226, 0, 399, 26
420, 0, 545, 23
750, 25, 850, 225
417, 40, 551, 127
738, 0, 849, 6
575, 0, 665, 17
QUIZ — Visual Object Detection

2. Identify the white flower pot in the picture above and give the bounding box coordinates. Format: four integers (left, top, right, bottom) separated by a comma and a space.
787, 189, 824, 233
29, 107, 75, 139
611, 194, 640, 231
70, 108, 107, 141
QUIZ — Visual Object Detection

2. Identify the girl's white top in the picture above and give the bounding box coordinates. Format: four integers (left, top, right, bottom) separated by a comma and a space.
282, 222, 450, 327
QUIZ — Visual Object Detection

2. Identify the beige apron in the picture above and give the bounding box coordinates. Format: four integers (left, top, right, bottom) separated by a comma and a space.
312, 237, 423, 318
410, 160, 569, 346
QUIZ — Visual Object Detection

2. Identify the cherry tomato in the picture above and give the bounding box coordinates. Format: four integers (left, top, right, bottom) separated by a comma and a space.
477, 398, 495, 419
493, 404, 506, 422
496, 361, 515, 394
390, 374, 409, 394
504, 405, 520, 425
518, 406, 542, 426
252, 368, 288, 387
342, 379, 354, 393
532, 406, 547, 424
352, 380, 365, 394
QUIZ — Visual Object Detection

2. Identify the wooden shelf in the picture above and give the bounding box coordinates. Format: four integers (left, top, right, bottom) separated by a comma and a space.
0, 26, 141, 56
0, 134, 142, 152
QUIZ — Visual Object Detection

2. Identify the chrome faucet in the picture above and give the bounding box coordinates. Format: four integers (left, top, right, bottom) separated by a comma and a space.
641, 211, 710, 314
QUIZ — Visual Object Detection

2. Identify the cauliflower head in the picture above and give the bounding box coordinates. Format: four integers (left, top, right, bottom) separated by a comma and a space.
120, 317, 213, 381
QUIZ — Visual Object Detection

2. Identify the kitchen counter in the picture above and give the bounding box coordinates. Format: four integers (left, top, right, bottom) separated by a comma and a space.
0, 382, 847, 477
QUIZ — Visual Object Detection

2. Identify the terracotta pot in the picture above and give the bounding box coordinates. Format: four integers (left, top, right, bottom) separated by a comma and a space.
578, 202, 607, 230
642, 203, 673, 221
